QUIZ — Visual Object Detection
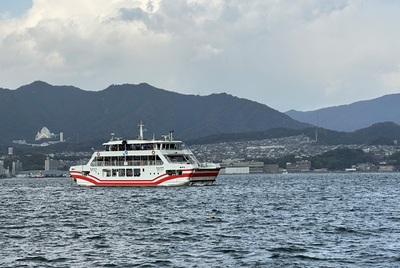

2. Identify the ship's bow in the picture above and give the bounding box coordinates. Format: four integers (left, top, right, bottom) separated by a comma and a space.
69, 165, 94, 186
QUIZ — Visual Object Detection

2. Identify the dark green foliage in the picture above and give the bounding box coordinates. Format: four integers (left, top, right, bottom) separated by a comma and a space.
276, 155, 297, 169
389, 152, 400, 164
18, 154, 47, 170
368, 136, 395, 145
310, 149, 372, 171
3, 153, 46, 171
187, 128, 303, 145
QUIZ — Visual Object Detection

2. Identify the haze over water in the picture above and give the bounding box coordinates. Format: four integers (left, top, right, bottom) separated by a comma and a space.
1, 173, 400, 267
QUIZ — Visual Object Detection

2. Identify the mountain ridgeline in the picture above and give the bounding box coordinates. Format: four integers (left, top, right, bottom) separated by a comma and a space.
0, 81, 308, 144
286, 94, 400, 132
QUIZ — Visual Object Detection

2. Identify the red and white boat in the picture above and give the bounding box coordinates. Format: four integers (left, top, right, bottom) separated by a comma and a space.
69, 122, 220, 186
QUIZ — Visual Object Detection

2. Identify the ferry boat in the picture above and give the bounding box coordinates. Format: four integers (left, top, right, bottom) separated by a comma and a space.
69, 122, 221, 186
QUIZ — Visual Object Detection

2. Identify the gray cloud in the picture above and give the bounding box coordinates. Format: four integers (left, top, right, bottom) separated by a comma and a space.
0, 0, 399, 112
119, 7, 148, 23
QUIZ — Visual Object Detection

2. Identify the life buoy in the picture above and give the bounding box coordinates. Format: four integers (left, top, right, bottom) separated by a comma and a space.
152, 150, 155, 155
96, 152, 100, 157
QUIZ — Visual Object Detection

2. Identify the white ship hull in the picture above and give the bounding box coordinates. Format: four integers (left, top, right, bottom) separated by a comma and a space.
70, 166, 220, 187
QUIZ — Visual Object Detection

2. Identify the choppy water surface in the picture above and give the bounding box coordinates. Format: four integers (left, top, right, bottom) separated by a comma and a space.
1, 173, 400, 267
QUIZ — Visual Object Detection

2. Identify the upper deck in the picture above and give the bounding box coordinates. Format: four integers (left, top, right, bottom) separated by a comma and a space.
103, 139, 183, 151
102, 122, 184, 152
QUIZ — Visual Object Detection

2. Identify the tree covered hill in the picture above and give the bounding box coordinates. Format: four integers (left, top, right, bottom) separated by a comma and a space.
0, 81, 308, 144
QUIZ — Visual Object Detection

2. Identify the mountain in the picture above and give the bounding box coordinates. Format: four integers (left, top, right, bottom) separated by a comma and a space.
0, 81, 309, 144
286, 94, 400, 131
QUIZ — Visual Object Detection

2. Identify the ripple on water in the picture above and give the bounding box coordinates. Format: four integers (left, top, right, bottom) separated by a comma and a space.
1, 174, 400, 267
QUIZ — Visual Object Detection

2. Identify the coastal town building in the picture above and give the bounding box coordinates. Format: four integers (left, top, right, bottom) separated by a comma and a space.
220, 160, 264, 174
286, 160, 311, 173
0, 160, 6, 177
11, 161, 23, 176
264, 164, 280, 173
45, 157, 59, 171
378, 165, 396, 172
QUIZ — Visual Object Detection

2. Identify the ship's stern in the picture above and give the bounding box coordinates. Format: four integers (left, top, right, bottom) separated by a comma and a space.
189, 163, 221, 186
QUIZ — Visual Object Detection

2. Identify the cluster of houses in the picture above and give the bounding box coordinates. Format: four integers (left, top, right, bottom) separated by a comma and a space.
190, 135, 399, 174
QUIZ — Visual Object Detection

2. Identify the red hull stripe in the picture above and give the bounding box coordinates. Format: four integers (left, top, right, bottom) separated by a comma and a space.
191, 172, 220, 177
70, 171, 192, 186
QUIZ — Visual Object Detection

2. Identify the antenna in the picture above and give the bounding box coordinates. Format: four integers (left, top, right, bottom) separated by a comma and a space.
138, 121, 146, 140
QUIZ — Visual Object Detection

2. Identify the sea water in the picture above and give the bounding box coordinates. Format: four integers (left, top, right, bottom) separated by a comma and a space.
1, 173, 400, 267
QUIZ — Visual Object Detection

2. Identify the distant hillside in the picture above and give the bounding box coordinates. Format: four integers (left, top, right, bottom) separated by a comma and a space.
0, 81, 309, 144
187, 122, 400, 146
286, 94, 400, 131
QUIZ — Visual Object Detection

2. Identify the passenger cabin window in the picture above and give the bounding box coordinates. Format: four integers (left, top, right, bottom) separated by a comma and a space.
166, 170, 183, 176
166, 155, 190, 163
103, 169, 111, 177
160, 143, 181, 150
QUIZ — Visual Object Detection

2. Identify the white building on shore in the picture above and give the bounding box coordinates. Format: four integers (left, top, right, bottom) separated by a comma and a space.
35, 127, 55, 140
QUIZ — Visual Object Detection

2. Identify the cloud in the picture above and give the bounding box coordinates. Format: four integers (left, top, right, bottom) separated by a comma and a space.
382, 69, 400, 90
0, 0, 400, 111
193, 44, 221, 61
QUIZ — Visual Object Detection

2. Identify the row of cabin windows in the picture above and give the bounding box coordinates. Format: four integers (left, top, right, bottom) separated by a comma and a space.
104, 143, 181, 151
103, 168, 182, 177
91, 155, 163, 167
104, 168, 142, 177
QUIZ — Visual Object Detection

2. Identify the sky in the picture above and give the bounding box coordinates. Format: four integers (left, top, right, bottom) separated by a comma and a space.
0, 0, 400, 112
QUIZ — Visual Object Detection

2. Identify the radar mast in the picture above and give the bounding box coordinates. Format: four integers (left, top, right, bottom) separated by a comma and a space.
138, 121, 146, 140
